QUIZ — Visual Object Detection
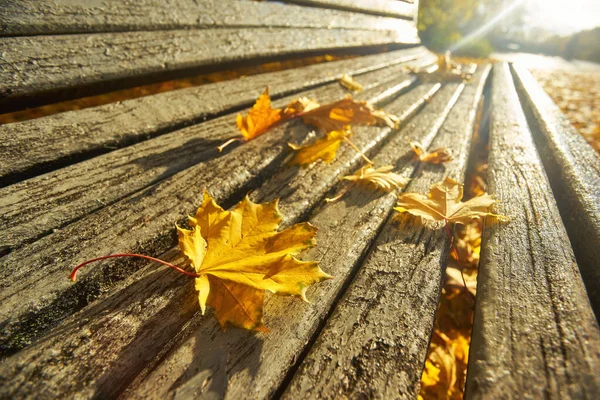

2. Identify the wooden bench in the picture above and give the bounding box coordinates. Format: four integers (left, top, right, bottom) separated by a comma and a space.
1, 1, 599, 398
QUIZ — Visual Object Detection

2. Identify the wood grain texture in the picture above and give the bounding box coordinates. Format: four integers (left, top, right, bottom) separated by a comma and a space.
280, 0, 413, 19
465, 63, 600, 399
125, 84, 459, 400
511, 64, 600, 317
0, 26, 418, 111
0, 82, 443, 399
0, 47, 428, 182
0, 69, 424, 360
283, 67, 489, 400
0, 54, 435, 254
0, 0, 411, 35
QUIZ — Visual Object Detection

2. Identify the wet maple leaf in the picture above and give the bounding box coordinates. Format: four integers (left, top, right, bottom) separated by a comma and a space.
177, 192, 331, 331
395, 177, 507, 225
338, 73, 363, 91
410, 141, 454, 164
288, 129, 349, 166
235, 87, 282, 141
297, 96, 397, 132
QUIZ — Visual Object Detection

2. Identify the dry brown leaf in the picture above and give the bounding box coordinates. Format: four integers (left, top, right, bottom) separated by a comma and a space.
235, 87, 282, 141
338, 73, 364, 91
343, 165, 410, 191
297, 96, 397, 132
288, 129, 349, 166
282, 96, 321, 117
178, 192, 331, 331
419, 330, 470, 400
453, 219, 482, 267
410, 141, 454, 164
326, 165, 410, 202
395, 177, 507, 225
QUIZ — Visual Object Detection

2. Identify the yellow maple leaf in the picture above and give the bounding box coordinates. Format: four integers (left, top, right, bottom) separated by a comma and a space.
297, 96, 397, 132
410, 141, 454, 164
338, 73, 363, 91
177, 192, 332, 331
395, 177, 507, 225
288, 129, 349, 166
235, 87, 282, 141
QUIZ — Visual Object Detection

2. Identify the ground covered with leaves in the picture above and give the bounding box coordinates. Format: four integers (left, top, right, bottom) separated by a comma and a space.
531, 66, 600, 152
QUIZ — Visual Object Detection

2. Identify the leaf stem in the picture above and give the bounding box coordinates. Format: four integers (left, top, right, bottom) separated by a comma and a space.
70, 253, 198, 282
217, 137, 242, 152
343, 136, 373, 164
444, 220, 475, 303
325, 181, 356, 202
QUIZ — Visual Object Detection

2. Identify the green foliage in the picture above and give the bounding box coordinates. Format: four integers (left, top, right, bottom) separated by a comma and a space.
453, 39, 494, 58
418, 0, 493, 58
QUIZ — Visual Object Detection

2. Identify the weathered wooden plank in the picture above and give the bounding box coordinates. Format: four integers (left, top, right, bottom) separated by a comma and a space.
0, 26, 418, 111
0, 0, 408, 36
280, 0, 413, 19
0, 82, 446, 399
511, 64, 600, 317
126, 82, 467, 400
0, 47, 429, 183
465, 64, 600, 399
0, 69, 425, 359
283, 67, 489, 400
0, 54, 434, 255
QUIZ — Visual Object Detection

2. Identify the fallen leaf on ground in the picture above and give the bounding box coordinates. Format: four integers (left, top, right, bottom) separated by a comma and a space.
395, 177, 507, 225
419, 329, 470, 400
453, 219, 482, 267
411, 141, 454, 164
236, 87, 282, 141
178, 192, 331, 331
298, 96, 397, 132
288, 129, 349, 166
445, 266, 477, 295
338, 73, 364, 91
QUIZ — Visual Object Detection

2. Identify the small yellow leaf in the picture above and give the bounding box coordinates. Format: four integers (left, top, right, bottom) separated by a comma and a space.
288, 129, 349, 166
178, 192, 332, 331
410, 141, 454, 164
338, 73, 363, 91
395, 177, 507, 225
236, 87, 282, 141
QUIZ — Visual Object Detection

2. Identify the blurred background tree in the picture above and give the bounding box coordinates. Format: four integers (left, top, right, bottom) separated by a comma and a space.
417, 0, 495, 58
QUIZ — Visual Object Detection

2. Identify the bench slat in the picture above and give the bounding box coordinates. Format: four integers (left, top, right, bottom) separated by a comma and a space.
128, 82, 466, 400
0, 47, 428, 183
283, 67, 489, 399
0, 82, 443, 399
280, 0, 413, 19
511, 64, 600, 317
0, 0, 411, 36
0, 67, 427, 359
465, 63, 600, 399
0, 53, 433, 254
0, 27, 418, 112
